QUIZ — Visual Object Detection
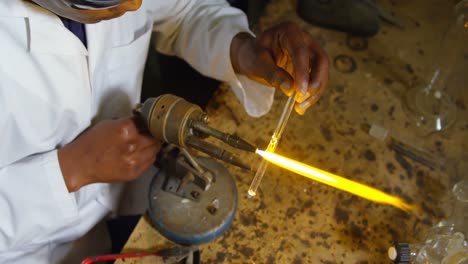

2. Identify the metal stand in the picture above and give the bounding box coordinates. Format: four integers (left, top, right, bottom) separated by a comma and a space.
147, 145, 238, 246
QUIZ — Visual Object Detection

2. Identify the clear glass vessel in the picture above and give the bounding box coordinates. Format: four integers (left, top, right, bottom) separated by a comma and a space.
388, 180, 468, 264
403, 0, 468, 132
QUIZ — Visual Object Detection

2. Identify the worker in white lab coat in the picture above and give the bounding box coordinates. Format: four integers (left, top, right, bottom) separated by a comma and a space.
0, 0, 329, 263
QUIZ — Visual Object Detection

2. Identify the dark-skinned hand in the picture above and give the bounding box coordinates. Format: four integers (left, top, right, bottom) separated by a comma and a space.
58, 117, 161, 192
230, 22, 329, 115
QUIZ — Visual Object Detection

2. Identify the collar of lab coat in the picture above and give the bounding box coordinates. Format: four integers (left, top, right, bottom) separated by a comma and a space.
5, 1, 142, 66
4, 0, 88, 55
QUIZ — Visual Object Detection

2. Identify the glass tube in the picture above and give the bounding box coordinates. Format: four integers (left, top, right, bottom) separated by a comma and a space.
247, 94, 296, 197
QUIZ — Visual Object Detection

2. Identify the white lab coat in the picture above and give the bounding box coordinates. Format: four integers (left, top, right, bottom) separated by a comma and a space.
0, 0, 274, 263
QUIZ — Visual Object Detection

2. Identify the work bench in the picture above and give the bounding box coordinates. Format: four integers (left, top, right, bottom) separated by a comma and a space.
116, 0, 468, 263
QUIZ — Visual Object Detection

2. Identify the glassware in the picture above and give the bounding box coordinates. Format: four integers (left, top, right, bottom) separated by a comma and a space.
402, 0, 468, 132
247, 94, 295, 197
450, 180, 468, 237
389, 227, 468, 264
388, 180, 468, 264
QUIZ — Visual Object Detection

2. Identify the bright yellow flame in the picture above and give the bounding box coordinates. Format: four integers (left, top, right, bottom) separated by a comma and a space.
256, 149, 416, 211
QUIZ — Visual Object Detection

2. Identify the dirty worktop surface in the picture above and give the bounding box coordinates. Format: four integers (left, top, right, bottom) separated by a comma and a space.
117, 0, 468, 263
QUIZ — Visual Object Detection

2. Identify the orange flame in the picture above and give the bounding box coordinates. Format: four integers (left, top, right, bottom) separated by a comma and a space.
256, 149, 416, 211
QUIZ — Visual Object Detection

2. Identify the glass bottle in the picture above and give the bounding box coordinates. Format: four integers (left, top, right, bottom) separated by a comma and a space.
388, 227, 468, 264
403, 0, 468, 132
448, 180, 468, 241
388, 180, 468, 263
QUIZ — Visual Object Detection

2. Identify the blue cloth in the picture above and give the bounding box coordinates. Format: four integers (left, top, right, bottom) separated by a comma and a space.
60, 17, 87, 47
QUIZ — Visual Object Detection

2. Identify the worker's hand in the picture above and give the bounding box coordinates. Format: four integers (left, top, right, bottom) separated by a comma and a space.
230, 22, 329, 115
58, 118, 161, 192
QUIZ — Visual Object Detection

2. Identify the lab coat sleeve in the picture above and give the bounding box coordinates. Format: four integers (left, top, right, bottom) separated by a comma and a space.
0, 75, 79, 252
147, 0, 275, 117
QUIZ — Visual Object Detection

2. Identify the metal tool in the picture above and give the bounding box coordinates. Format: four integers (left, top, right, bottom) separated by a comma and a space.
363, 123, 441, 170
148, 145, 238, 245
190, 120, 256, 153
134, 94, 256, 170
133, 94, 250, 246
